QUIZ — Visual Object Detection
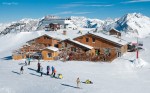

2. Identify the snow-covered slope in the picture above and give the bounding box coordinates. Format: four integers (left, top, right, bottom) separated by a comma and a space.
108, 13, 150, 38
0, 18, 39, 35
0, 30, 150, 93
0, 23, 11, 32
70, 16, 106, 29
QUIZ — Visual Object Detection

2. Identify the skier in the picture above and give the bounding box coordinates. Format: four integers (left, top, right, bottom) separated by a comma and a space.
37, 62, 41, 72
46, 66, 50, 75
76, 77, 80, 88
20, 66, 24, 74
40, 66, 43, 77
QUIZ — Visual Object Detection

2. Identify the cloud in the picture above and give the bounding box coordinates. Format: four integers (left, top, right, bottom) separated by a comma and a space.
73, 12, 92, 14
54, 11, 92, 15
54, 11, 73, 15
59, 3, 83, 8
59, 2, 113, 8
2, 2, 18, 5
121, 0, 150, 3
85, 4, 114, 7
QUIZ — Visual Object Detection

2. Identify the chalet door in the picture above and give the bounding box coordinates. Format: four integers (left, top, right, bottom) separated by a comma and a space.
95, 49, 100, 55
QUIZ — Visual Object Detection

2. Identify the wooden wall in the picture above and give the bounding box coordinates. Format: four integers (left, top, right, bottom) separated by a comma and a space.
109, 29, 121, 37
13, 54, 26, 60
74, 34, 127, 61
41, 49, 58, 60
34, 36, 59, 47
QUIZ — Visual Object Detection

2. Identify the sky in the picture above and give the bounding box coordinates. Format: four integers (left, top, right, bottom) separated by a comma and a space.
0, 0, 150, 23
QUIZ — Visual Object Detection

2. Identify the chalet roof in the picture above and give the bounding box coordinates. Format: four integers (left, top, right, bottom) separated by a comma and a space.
63, 39, 93, 50
43, 46, 59, 51
77, 32, 128, 46
26, 33, 69, 43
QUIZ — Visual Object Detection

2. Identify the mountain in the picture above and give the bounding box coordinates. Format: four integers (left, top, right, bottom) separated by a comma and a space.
0, 18, 39, 35
108, 13, 150, 38
0, 13, 150, 38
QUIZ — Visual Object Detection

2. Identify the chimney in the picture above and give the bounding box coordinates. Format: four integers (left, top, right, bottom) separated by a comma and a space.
63, 30, 67, 35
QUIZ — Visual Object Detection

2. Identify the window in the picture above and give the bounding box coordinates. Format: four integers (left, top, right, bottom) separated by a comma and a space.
71, 47, 76, 52
92, 38, 95, 43
86, 38, 89, 42
54, 44, 58, 48
47, 53, 52, 58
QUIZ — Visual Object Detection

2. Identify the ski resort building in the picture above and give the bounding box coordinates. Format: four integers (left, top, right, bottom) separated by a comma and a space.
12, 34, 62, 60
12, 30, 128, 62
109, 29, 121, 38
37, 15, 77, 31
74, 32, 128, 61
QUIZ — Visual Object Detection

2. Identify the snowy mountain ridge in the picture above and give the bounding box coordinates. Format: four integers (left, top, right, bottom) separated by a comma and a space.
108, 13, 150, 38
0, 13, 150, 38
0, 18, 40, 35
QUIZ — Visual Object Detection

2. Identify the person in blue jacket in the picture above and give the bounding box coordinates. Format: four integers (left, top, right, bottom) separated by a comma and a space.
51, 66, 54, 75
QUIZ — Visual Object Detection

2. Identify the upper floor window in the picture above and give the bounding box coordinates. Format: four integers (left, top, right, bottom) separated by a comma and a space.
86, 38, 89, 42
92, 38, 95, 43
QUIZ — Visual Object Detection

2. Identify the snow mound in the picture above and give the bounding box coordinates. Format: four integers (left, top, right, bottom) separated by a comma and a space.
134, 58, 148, 68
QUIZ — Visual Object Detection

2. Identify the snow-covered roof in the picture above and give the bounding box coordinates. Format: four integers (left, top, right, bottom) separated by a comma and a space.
110, 28, 121, 33
64, 39, 93, 50
44, 46, 59, 51
87, 32, 128, 46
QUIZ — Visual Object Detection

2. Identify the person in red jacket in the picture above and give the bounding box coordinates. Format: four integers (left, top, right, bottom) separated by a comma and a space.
53, 69, 56, 77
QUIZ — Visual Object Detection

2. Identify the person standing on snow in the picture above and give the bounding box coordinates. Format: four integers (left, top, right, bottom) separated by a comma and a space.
47, 66, 50, 75
25, 60, 27, 66
20, 66, 24, 74
37, 62, 40, 72
51, 66, 54, 75
53, 68, 56, 77
76, 77, 80, 88
40, 66, 43, 77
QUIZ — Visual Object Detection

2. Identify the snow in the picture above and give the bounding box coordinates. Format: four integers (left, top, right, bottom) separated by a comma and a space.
45, 46, 59, 51
0, 14, 150, 93
65, 39, 93, 49
89, 32, 128, 46
110, 13, 150, 38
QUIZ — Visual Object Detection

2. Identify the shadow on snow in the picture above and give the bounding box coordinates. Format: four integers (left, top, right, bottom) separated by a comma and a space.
2, 56, 12, 60
61, 83, 79, 89
12, 71, 20, 75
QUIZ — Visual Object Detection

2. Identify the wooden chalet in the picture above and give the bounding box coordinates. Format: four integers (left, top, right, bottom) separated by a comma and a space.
45, 23, 60, 31
74, 32, 128, 61
109, 29, 121, 38
13, 34, 61, 60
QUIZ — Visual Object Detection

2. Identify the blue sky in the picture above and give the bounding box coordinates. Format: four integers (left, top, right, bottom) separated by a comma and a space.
0, 0, 150, 23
